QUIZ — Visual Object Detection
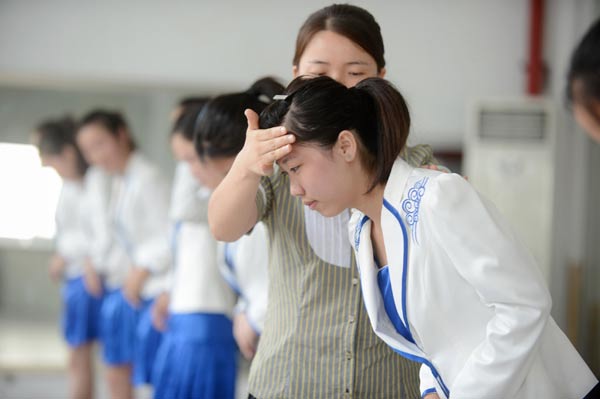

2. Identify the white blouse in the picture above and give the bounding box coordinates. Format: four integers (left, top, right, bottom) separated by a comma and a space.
168, 164, 236, 314
54, 179, 89, 279
218, 222, 269, 333
103, 152, 171, 298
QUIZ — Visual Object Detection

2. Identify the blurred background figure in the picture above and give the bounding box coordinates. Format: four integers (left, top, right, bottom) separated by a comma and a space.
76, 110, 170, 399
151, 99, 239, 399
33, 116, 105, 399
191, 78, 276, 362
568, 17, 600, 144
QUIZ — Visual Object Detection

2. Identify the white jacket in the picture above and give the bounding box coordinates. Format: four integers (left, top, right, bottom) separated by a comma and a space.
349, 158, 597, 399
104, 152, 171, 298
218, 222, 269, 333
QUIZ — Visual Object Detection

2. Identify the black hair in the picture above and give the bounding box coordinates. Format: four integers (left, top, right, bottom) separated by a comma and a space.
293, 4, 385, 71
35, 115, 88, 176
567, 18, 600, 120
171, 99, 209, 141
194, 77, 285, 159
259, 76, 410, 191
178, 97, 211, 109
78, 109, 137, 150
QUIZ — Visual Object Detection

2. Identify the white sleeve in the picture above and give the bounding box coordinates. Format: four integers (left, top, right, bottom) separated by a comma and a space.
419, 364, 437, 398
237, 223, 270, 333
425, 174, 551, 398
84, 169, 113, 273
169, 162, 208, 223
132, 173, 171, 274
54, 185, 88, 262
55, 229, 88, 262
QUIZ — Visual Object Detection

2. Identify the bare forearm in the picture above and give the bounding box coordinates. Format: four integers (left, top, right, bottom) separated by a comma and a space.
208, 159, 260, 241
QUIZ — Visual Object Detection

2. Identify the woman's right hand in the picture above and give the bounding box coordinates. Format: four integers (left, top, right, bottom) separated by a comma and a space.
233, 312, 259, 360
48, 254, 66, 283
235, 109, 295, 176
151, 292, 170, 331
83, 259, 103, 298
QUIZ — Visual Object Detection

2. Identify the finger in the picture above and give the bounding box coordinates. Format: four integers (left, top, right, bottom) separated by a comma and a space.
259, 134, 295, 153
255, 126, 288, 141
245, 109, 259, 131
241, 345, 254, 360
262, 143, 292, 164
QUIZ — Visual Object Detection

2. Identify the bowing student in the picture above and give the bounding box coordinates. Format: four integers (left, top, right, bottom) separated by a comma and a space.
191, 78, 275, 361
34, 116, 106, 399
76, 110, 170, 399
255, 75, 599, 399
151, 101, 239, 399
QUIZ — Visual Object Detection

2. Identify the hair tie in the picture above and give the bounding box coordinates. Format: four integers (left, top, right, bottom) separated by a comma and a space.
257, 94, 271, 104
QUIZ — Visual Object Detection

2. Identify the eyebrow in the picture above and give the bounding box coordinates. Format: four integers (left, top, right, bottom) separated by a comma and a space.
307, 60, 371, 66
277, 154, 296, 167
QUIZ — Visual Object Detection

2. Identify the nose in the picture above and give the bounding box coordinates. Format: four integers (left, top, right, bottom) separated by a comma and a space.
289, 178, 305, 197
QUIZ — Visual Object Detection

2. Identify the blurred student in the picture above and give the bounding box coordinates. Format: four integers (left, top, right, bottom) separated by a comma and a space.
34, 116, 106, 399
76, 110, 170, 399
151, 101, 239, 399
568, 17, 600, 144
191, 79, 275, 362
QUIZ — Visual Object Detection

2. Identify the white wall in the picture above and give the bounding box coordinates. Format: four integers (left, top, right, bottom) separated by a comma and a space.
0, 0, 531, 148
0, 0, 598, 332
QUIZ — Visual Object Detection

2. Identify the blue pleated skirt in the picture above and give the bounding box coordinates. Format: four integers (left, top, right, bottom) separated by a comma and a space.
100, 289, 142, 365
152, 313, 237, 399
61, 276, 103, 348
133, 300, 163, 386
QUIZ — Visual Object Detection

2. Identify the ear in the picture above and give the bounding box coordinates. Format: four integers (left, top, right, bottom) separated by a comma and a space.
292, 65, 299, 78
334, 130, 358, 163
117, 128, 131, 148
378, 67, 387, 79
61, 145, 76, 161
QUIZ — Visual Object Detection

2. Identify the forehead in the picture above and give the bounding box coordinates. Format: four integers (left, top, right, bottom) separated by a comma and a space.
78, 123, 112, 141
299, 30, 376, 66
278, 142, 330, 166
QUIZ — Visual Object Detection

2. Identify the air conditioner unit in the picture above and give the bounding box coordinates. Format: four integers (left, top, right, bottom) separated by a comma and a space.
463, 97, 556, 283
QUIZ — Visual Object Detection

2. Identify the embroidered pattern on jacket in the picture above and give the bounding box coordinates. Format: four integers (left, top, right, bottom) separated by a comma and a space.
401, 177, 428, 244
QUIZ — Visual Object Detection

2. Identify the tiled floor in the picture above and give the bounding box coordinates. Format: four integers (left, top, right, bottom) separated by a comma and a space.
0, 316, 249, 399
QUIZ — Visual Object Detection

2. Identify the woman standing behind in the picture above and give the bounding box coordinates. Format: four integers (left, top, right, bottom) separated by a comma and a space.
76, 110, 170, 399
208, 5, 434, 398
151, 102, 238, 399
34, 116, 105, 399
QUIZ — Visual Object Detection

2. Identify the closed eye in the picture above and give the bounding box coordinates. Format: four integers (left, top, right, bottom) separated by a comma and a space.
290, 165, 301, 173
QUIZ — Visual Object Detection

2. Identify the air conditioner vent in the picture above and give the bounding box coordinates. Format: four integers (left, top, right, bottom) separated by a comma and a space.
479, 109, 546, 140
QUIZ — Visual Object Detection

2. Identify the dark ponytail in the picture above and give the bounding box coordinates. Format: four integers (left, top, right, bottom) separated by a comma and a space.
354, 78, 410, 189
78, 109, 137, 151
259, 76, 410, 191
35, 115, 88, 176
194, 77, 285, 159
